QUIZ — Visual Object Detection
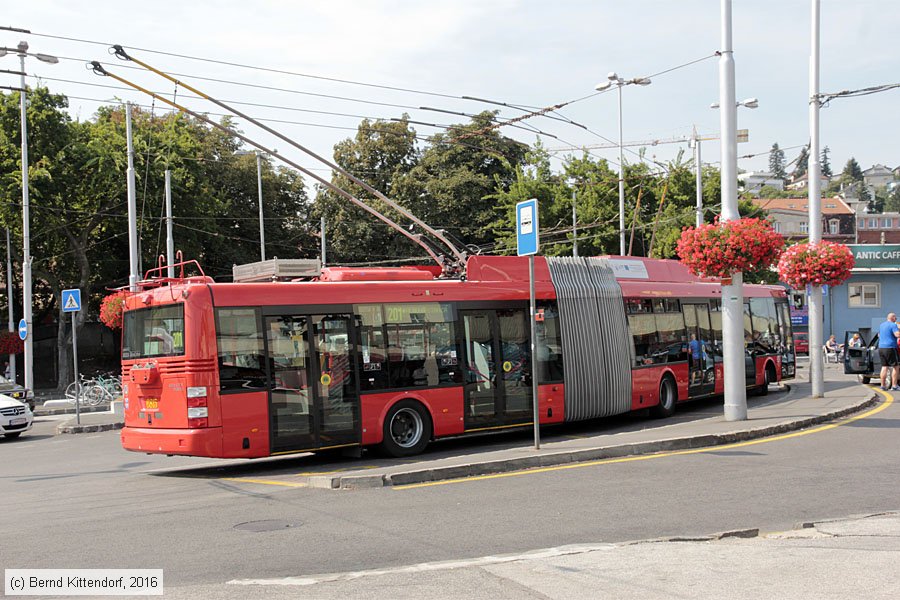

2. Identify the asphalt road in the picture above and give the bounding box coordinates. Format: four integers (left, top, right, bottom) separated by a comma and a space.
2, 380, 898, 597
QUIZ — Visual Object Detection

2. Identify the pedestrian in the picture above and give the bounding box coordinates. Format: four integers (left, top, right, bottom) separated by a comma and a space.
2, 361, 9, 380
877, 312, 900, 391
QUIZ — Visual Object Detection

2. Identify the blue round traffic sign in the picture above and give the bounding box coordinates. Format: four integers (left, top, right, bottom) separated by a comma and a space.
18, 318, 27, 341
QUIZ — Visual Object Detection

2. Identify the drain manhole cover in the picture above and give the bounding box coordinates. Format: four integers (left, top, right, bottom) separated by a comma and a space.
234, 520, 300, 532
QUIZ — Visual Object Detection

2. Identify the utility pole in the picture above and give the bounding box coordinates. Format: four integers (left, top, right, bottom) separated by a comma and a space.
126, 103, 139, 291
720, 0, 747, 421
320, 217, 326, 267
692, 126, 704, 227
808, 0, 824, 397
165, 170, 174, 278
572, 189, 578, 257
6, 229, 15, 383
256, 152, 265, 262
18, 42, 33, 395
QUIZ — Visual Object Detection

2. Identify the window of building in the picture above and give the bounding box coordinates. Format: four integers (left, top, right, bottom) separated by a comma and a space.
848, 283, 880, 308
829, 220, 839, 234
859, 219, 866, 229
799, 221, 809, 234
882, 218, 892, 228
869, 218, 877, 229
773, 221, 782, 233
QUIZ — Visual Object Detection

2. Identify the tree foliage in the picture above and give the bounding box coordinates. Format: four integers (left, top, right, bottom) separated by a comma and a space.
769, 143, 786, 180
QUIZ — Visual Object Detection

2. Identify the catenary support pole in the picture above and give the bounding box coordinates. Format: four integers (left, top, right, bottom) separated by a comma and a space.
126, 104, 139, 291
256, 152, 266, 262
572, 189, 578, 257
808, 0, 824, 397
320, 217, 326, 268
6, 229, 15, 383
720, 0, 747, 421
694, 127, 704, 227
165, 170, 174, 278
18, 43, 33, 396
617, 84, 626, 255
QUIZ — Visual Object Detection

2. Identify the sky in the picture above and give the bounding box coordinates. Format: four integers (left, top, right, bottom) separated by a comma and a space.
3, 0, 899, 192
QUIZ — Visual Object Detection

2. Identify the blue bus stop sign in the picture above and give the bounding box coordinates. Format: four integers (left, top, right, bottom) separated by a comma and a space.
516, 198, 539, 256
18, 318, 27, 341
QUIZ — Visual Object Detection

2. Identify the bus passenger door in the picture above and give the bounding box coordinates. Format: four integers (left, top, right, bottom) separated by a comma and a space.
461, 309, 532, 430
265, 315, 316, 453
310, 314, 359, 448
683, 304, 715, 397
264, 313, 359, 453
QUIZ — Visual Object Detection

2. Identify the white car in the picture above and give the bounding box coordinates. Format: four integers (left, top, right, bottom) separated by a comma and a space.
0, 394, 33, 439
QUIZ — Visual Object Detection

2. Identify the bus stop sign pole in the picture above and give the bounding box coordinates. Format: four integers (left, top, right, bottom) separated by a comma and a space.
62, 289, 82, 424
516, 199, 540, 450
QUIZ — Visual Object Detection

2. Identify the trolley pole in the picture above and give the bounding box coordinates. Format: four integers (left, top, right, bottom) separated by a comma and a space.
320, 217, 326, 268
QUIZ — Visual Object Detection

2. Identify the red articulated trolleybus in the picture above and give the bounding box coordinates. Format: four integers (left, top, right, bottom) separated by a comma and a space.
120, 255, 795, 459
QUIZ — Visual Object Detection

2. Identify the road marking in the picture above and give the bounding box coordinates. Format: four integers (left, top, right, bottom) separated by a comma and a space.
221, 478, 308, 488
228, 543, 618, 587
394, 390, 893, 490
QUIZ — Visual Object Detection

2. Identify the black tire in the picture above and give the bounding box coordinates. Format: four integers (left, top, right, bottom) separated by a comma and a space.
860, 376, 871, 385
758, 363, 776, 397
381, 400, 432, 457
651, 376, 677, 418
4, 432, 22, 439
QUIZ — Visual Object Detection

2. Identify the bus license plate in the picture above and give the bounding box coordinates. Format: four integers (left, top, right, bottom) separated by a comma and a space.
144, 399, 159, 410
10, 417, 26, 426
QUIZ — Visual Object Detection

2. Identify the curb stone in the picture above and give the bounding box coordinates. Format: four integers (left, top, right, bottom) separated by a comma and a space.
326, 393, 878, 490
56, 422, 124, 435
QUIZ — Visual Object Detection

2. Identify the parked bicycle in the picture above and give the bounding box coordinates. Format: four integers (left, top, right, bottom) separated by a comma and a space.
63, 372, 122, 406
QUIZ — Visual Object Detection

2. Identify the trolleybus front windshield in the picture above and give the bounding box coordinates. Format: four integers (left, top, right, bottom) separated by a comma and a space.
122, 304, 186, 359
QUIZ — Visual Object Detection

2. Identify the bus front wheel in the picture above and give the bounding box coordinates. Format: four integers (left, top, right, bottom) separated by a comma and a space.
381, 400, 432, 458
651, 376, 677, 418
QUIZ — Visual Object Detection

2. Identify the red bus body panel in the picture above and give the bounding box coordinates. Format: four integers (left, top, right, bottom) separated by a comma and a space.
119, 255, 788, 459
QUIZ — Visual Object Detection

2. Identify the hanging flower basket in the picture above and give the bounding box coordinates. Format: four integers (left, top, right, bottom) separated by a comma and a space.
0, 331, 24, 355
676, 217, 785, 280
100, 290, 128, 330
777, 241, 854, 289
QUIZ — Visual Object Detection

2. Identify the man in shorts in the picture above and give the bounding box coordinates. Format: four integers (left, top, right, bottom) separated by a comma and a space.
878, 312, 900, 390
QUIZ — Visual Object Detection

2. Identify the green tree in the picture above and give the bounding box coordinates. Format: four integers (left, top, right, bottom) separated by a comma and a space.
821, 146, 832, 177
792, 146, 809, 180
841, 157, 864, 183
768, 143, 786, 180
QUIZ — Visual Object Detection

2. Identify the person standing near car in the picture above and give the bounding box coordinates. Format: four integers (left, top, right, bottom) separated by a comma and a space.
878, 313, 900, 390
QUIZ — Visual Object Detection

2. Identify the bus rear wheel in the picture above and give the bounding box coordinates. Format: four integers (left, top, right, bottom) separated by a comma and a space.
381, 400, 432, 458
651, 376, 677, 418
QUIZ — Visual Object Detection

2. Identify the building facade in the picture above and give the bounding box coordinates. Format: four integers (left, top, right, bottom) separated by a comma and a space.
823, 244, 900, 343
751, 196, 855, 243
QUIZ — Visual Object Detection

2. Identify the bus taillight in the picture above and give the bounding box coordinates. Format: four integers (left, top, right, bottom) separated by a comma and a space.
187, 394, 208, 428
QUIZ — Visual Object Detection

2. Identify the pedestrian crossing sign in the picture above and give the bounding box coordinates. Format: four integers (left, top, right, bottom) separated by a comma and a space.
62, 289, 82, 313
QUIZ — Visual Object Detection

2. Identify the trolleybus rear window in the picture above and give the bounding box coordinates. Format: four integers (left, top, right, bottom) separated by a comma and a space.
122, 304, 186, 359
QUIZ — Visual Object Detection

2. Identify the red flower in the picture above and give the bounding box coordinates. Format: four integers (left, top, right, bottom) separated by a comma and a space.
0, 331, 24, 354
100, 290, 128, 330
677, 217, 785, 279
777, 241, 854, 289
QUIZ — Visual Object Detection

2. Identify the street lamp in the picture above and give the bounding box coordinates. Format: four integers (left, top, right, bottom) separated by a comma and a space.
595, 72, 652, 255
1, 41, 58, 396
236, 150, 266, 261
696, 98, 759, 226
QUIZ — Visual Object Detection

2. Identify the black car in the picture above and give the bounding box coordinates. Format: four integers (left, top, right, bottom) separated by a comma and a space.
0, 375, 34, 411
843, 331, 888, 385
